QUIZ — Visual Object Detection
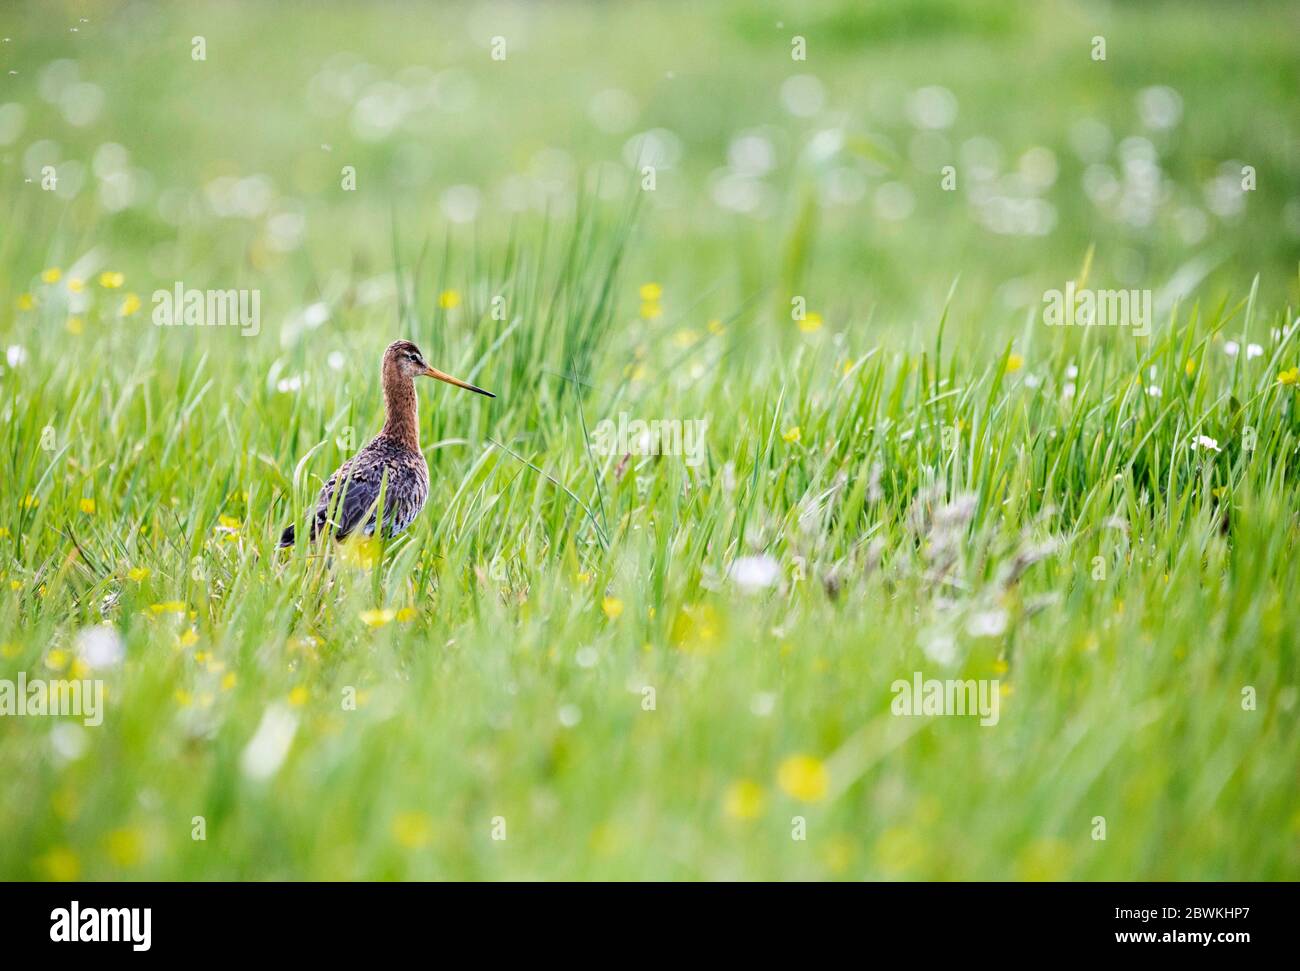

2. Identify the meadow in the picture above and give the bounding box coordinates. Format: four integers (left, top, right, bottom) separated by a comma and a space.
1, 0, 1298, 880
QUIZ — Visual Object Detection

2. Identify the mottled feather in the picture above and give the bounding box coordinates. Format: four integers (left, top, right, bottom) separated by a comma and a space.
298, 434, 429, 542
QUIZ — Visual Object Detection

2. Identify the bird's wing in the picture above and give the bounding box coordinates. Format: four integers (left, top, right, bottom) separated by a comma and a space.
312, 457, 390, 540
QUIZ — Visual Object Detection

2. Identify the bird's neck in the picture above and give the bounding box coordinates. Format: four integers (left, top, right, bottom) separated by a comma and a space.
380, 373, 420, 451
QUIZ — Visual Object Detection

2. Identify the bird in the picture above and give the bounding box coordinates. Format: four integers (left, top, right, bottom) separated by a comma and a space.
279, 339, 493, 547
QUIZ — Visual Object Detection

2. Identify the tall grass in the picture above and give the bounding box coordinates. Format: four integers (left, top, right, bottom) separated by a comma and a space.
1, 207, 1297, 877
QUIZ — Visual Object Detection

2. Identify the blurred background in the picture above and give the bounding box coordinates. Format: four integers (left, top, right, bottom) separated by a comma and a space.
1, 0, 1297, 353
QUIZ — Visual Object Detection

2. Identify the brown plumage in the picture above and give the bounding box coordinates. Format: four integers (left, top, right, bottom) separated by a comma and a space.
279, 340, 493, 546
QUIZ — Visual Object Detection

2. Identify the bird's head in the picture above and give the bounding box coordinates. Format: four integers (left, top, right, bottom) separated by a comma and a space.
383, 339, 495, 397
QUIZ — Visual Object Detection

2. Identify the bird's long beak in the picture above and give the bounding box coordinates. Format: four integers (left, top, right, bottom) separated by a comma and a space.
423, 365, 495, 398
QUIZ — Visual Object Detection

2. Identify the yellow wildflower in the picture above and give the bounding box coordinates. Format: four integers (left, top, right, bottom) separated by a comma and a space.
638, 282, 663, 301
391, 811, 433, 849
360, 608, 396, 628
798, 311, 823, 333
38, 847, 80, 881
340, 536, 380, 570
288, 685, 309, 707
66, 317, 84, 335
1005, 353, 1025, 374
670, 602, 721, 653
777, 754, 829, 802
106, 827, 144, 868
41, 268, 62, 284
16, 293, 34, 310
99, 271, 125, 288
602, 596, 624, 619
438, 289, 460, 309
67, 278, 85, 294
127, 566, 150, 582
782, 426, 801, 444
723, 779, 766, 820
149, 601, 186, 615
1278, 366, 1299, 386
79, 498, 96, 514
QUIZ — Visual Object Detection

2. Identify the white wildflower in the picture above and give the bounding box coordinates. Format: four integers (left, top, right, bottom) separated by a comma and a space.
74, 624, 124, 669
921, 630, 958, 667
966, 609, 1008, 638
728, 554, 781, 592
240, 704, 298, 781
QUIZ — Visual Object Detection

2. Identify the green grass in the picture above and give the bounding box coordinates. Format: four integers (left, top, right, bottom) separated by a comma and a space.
0, 0, 1298, 880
